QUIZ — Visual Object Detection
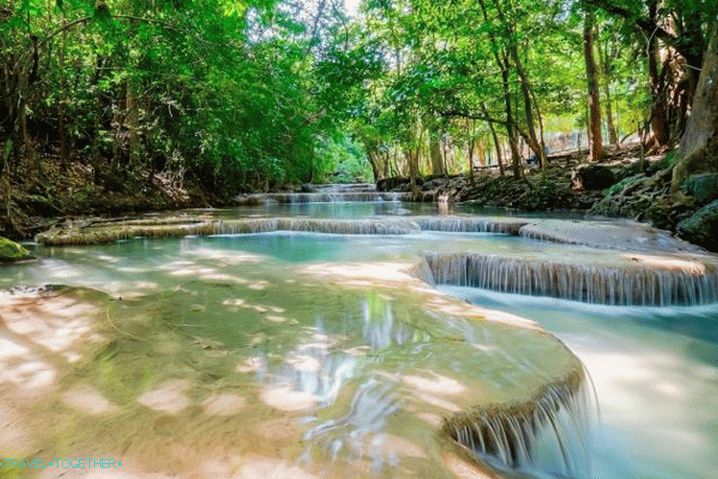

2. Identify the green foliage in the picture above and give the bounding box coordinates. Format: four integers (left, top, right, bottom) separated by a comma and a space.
1, 0, 364, 192
314, 135, 372, 183
1, 0, 714, 193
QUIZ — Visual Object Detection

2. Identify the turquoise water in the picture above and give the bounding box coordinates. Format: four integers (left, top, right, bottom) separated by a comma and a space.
439, 287, 718, 479
2, 204, 717, 478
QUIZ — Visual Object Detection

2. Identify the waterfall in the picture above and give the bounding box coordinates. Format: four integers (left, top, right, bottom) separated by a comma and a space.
211, 218, 420, 235
423, 252, 718, 306
412, 216, 526, 234
237, 191, 411, 204
273, 218, 419, 235
305, 183, 378, 194
443, 369, 592, 478
38, 217, 424, 245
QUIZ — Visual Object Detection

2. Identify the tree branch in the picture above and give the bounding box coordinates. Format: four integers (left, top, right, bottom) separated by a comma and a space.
586, 0, 696, 63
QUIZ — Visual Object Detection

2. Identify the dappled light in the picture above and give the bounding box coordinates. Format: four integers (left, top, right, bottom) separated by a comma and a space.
402, 371, 467, 396
234, 457, 319, 479
260, 385, 320, 412
138, 380, 192, 414
2, 0, 717, 476
4, 200, 718, 478
201, 393, 246, 417
62, 385, 118, 415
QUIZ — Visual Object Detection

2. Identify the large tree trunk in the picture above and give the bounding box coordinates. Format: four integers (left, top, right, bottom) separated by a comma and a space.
429, 132, 446, 176
647, 1, 671, 149
671, 21, 718, 194
583, 10, 604, 161
367, 150, 383, 182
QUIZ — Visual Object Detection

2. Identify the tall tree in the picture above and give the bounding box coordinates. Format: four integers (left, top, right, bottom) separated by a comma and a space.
672, 21, 718, 194
583, 8, 604, 160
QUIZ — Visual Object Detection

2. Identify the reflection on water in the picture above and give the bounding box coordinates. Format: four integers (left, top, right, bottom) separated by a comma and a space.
0, 234, 584, 479
2, 212, 714, 478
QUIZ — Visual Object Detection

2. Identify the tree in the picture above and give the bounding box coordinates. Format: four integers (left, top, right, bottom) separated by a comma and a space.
583, 8, 604, 160
672, 21, 718, 194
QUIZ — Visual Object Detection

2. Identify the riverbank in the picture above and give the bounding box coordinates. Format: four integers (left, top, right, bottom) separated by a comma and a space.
5, 146, 717, 253
1, 156, 251, 239
379, 146, 718, 251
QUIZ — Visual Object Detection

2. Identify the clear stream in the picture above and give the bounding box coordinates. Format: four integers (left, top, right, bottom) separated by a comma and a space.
1, 201, 717, 479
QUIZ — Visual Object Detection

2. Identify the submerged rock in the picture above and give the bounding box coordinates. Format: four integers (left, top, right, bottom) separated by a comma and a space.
677, 200, 718, 250
0, 236, 33, 263
519, 218, 704, 253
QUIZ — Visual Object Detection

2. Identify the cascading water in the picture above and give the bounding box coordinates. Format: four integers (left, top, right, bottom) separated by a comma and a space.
11, 206, 718, 479
412, 216, 525, 234
236, 184, 411, 204
444, 372, 594, 478
423, 252, 718, 306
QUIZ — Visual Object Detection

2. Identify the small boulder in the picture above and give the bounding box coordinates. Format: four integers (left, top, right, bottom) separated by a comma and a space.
0, 237, 33, 263
571, 164, 617, 190
682, 173, 718, 206
677, 200, 718, 251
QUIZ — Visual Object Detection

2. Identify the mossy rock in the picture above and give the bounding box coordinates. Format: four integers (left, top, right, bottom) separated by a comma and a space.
572, 164, 616, 190
682, 173, 718, 206
0, 236, 33, 263
677, 199, 718, 251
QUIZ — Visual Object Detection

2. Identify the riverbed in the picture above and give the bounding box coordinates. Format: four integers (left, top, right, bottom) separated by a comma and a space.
1, 196, 716, 479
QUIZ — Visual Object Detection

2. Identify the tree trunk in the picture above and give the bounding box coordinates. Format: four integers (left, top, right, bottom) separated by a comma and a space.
596, 24, 618, 146
583, 10, 604, 161
485, 111, 504, 176
367, 150, 383, 182
429, 131, 445, 176
59, 21, 68, 164
406, 148, 419, 181
495, 0, 544, 169
126, 81, 141, 170
647, 1, 670, 148
501, 58, 522, 177
509, 46, 543, 168
671, 21, 718, 194
477, 0, 519, 177
467, 138, 475, 184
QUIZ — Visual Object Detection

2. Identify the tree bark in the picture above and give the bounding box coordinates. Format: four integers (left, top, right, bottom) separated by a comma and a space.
583, 10, 604, 161
596, 24, 618, 146
671, 21, 718, 194
483, 104, 505, 176
429, 130, 446, 176
477, 0, 520, 177
367, 150, 383, 182
647, 1, 670, 148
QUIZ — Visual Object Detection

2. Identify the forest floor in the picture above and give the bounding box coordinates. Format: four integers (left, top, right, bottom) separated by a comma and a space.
0, 154, 238, 239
